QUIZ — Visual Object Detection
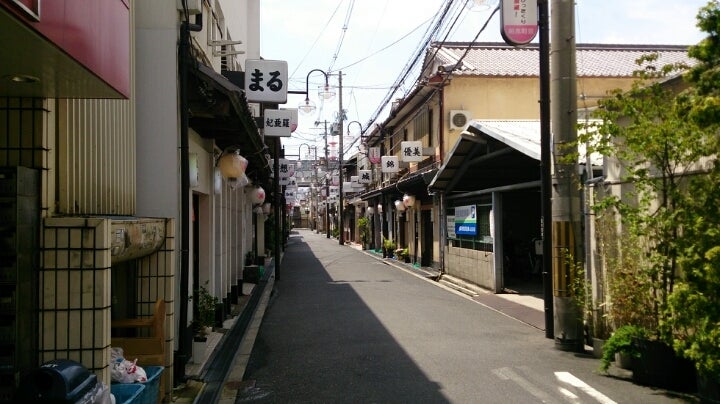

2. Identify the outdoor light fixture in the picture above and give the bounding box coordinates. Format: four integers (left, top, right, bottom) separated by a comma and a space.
217, 149, 248, 189
402, 194, 416, 208
465, 0, 498, 12
366, 207, 374, 216
251, 186, 266, 205
298, 69, 333, 114
394, 200, 406, 212
377, 203, 383, 213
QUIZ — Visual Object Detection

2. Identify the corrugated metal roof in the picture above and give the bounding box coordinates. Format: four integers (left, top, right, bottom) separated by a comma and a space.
468, 119, 602, 165
432, 42, 694, 77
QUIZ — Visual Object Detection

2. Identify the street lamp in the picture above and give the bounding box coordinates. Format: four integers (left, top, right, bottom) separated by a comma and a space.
298, 69, 335, 114
347, 120, 366, 144
298, 69, 344, 245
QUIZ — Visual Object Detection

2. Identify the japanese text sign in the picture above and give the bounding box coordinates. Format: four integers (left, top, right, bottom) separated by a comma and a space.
264, 109, 292, 137
359, 170, 372, 184
278, 159, 291, 179
501, 0, 538, 46
244, 59, 288, 103
369, 147, 381, 164
381, 156, 399, 173
400, 141, 423, 162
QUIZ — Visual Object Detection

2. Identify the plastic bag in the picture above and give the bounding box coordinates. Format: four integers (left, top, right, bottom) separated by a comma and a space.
111, 356, 147, 383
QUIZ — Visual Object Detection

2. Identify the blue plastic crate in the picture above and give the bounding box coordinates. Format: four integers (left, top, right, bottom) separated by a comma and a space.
111, 383, 145, 404
138, 366, 163, 404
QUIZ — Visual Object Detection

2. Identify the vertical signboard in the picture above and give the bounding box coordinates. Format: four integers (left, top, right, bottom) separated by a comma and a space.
501, 0, 538, 46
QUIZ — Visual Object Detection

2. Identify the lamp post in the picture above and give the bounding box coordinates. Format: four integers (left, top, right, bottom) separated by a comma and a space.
298, 69, 334, 114
347, 120, 366, 144
297, 70, 342, 242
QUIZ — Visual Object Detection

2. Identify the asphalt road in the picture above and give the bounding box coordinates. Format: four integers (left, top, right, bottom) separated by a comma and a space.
238, 229, 696, 403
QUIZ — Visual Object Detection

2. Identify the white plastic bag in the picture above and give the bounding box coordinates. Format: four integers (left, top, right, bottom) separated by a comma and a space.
111, 357, 147, 383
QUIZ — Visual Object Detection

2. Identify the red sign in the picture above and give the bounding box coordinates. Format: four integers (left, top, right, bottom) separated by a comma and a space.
501, 0, 538, 46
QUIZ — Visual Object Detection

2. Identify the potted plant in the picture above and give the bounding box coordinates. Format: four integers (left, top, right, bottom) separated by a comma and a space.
357, 217, 370, 249
382, 238, 395, 258
599, 325, 648, 372
395, 247, 410, 263
190, 281, 219, 363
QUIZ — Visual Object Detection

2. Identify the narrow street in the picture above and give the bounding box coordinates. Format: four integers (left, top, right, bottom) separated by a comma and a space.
237, 229, 695, 403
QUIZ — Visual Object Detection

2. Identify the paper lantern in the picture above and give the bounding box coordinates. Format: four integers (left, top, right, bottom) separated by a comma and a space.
218, 151, 248, 180
394, 200, 406, 212
251, 186, 266, 204
403, 194, 416, 208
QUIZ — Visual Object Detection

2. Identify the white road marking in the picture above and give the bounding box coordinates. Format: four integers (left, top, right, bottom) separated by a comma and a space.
493, 367, 559, 403
558, 387, 580, 401
555, 371, 617, 404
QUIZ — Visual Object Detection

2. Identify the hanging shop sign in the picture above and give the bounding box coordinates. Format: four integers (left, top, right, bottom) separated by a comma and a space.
501, 0, 538, 46
381, 156, 399, 173
400, 141, 423, 162
263, 109, 292, 137
244, 59, 288, 103
359, 170, 372, 184
369, 147, 381, 164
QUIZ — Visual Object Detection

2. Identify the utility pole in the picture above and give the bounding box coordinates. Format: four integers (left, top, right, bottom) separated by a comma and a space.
337, 71, 345, 245
551, 0, 583, 352
538, 0, 553, 340
316, 120, 331, 238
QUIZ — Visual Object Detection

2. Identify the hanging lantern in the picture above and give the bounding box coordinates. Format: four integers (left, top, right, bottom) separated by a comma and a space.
394, 200, 406, 212
251, 186, 266, 204
262, 202, 272, 214
403, 194, 416, 208
218, 150, 248, 180
366, 207, 374, 216
377, 203, 383, 213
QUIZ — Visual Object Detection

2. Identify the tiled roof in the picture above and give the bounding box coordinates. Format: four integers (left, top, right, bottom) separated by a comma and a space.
432, 42, 695, 77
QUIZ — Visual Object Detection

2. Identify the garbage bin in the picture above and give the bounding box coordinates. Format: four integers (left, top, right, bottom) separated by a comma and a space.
138, 366, 162, 404
16, 359, 108, 403
110, 383, 145, 404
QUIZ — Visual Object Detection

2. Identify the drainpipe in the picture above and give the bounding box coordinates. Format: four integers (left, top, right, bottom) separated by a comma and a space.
177, 8, 202, 382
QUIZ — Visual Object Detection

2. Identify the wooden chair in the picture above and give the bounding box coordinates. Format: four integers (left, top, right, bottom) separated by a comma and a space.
112, 299, 166, 402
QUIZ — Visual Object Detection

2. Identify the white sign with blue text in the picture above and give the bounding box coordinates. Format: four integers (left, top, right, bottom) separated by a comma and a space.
455, 205, 477, 236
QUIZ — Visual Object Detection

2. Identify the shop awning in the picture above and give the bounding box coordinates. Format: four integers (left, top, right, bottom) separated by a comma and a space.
428, 121, 542, 194
188, 62, 269, 186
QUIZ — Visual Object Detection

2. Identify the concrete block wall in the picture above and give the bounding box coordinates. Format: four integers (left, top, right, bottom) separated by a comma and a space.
446, 245, 494, 290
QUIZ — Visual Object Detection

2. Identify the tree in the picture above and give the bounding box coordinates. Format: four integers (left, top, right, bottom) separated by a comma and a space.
666, 0, 720, 382
581, 0, 720, 382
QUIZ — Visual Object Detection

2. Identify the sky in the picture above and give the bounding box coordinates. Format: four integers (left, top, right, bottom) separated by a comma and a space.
258, 0, 711, 160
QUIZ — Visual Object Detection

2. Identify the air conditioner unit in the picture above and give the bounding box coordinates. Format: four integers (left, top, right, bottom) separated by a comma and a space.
449, 110, 471, 130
